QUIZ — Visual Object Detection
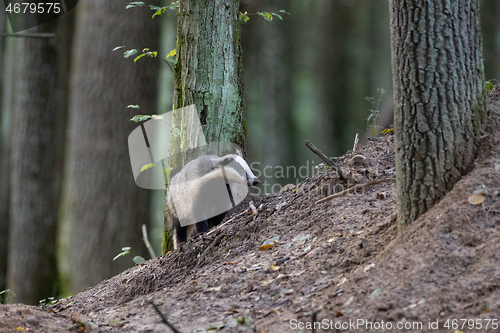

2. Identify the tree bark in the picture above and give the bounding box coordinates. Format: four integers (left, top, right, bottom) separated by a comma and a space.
163, 0, 246, 253
390, 0, 487, 229
6, 21, 60, 304
61, 1, 158, 293
0, 2, 9, 299
173, 0, 245, 153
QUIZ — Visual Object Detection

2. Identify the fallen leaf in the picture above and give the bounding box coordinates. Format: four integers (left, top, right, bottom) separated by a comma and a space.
259, 244, 274, 251
281, 288, 294, 295
363, 263, 375, 273
368, 287, 382, 299
467, 193, 486, 205
270, 265, 280, 272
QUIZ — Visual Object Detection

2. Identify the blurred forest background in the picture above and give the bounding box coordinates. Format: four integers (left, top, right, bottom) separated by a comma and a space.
0, 0, 499, 304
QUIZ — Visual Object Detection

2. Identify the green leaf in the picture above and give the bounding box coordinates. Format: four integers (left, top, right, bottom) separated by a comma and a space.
130, 115, 151, 123
134, 51, 158, 63
368, 287, 383, 299
113, 247, 131, 261
486, 80, 494, 91
134, 53, 147, 62
141, 163, 155, 172
133, 256, 145, 264
126, 1, 145, 9
124, 49, 138, 58
127, 104, 140, 109
279, 9, 290, 15
239, 11, 250, 22
152, 7, 168, 18
113, 46, 125, 52
149, 5, 161, 10
164, 167, 173, 179
257, 12, 273, 21
169, 1, 180, 10
166, 49, 176, 58
271, 12, 283, 20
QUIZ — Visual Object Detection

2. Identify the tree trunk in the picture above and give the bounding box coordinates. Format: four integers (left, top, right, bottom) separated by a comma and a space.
0, 3, 9, 300
481, 0, 500, 80
390, 0, 487, 229
61, 1, 158, 293
162, 0, 245, 253
6, 21, 60, 304
173, 0, 245, 151
241, 0, 294, 187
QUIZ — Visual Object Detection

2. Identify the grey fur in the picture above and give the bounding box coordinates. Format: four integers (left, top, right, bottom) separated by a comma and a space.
165, 154, 259, 250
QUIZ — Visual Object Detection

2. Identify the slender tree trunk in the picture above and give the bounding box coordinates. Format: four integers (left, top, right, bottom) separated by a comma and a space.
163, 0, 245, 253
481, 0, 500, 80
390, 0, 487, 229
0, 2, 9, 299
7, 21, 60, 304
62, 1, 158, 293
242, 0, 294, 185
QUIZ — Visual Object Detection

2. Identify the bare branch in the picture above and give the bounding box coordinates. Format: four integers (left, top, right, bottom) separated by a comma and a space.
305, 140, 356, 184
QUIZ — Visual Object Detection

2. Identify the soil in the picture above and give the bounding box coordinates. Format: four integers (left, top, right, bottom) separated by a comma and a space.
2, 84, 500, 332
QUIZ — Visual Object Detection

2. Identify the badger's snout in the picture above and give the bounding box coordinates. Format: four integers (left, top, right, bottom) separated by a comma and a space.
248, 177, 260, 186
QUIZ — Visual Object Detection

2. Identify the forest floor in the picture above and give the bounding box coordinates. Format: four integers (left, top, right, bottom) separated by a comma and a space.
2, 85, 500, 332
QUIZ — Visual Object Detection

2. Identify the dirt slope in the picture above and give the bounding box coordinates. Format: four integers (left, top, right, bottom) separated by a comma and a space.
2, 84, 500, 332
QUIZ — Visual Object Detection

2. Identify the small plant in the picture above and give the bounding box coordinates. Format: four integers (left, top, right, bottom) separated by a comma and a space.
486, 79, 498, 97
314, 157, 338, 171
381, 126, 394, 135
365, 88, 386, 137
0, 289, 15, 303
113, 247, 145, 264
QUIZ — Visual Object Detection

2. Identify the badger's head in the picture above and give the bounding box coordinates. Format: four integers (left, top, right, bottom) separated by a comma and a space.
219, 154, 260, 186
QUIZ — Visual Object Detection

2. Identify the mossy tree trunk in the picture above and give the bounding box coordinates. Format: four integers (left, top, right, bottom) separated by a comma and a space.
162, 0, 245, 253
389, 0, 487, 229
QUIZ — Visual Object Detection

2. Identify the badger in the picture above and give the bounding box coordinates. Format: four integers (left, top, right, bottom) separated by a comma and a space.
166, 154, 259, 250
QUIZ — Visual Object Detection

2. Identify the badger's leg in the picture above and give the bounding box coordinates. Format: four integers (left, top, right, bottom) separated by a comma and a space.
196, 220, 209, 234
208, 212, 227, 229
174, 220, 187, 244
174, 221, 197, 249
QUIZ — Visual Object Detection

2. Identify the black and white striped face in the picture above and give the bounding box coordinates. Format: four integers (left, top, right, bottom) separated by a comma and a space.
233, 155, 260, 186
